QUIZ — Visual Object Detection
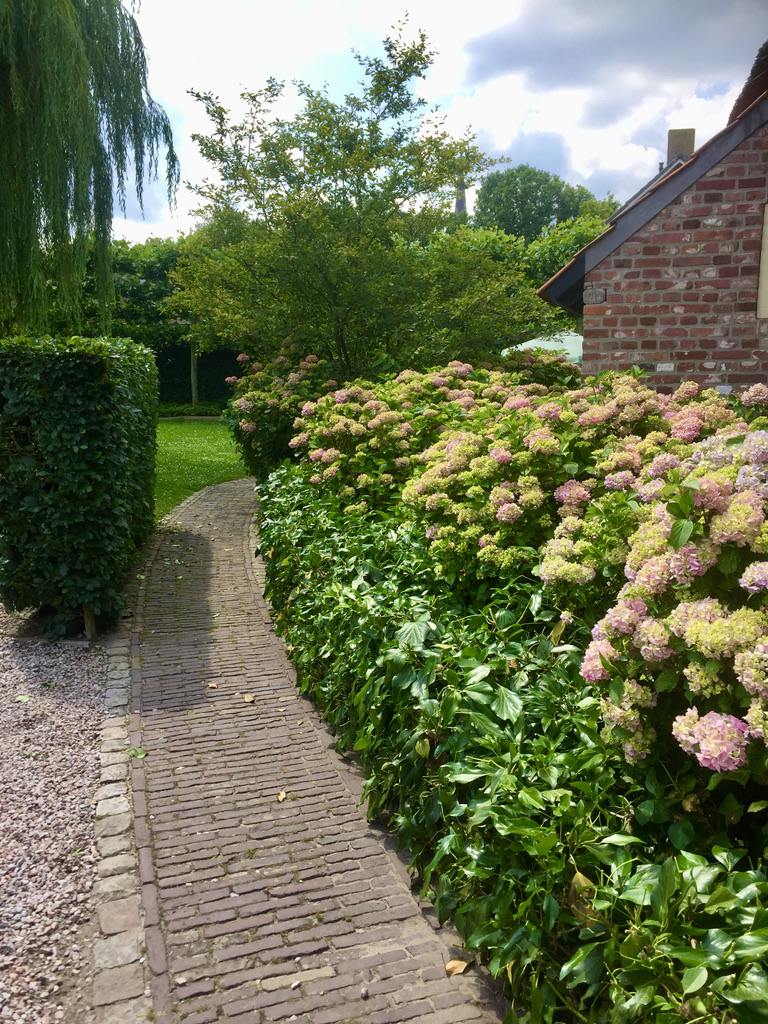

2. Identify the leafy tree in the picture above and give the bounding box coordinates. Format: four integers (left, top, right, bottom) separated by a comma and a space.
390, 227, 566, 363
473, 164, 598, 242
0, 0, 179, 331
577, 194, 620, 222
525, 214, 612, 287
171, 27, 492, 375
48, 236, 187, 344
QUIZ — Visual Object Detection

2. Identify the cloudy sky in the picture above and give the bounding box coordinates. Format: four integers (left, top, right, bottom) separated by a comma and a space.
113, 0, 768, 242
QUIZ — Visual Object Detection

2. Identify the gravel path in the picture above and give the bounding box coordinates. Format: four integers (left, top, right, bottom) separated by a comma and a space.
0, 606, 105, 1023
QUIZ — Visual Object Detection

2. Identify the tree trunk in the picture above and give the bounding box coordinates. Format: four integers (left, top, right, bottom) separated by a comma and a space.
190, 340, 198, 405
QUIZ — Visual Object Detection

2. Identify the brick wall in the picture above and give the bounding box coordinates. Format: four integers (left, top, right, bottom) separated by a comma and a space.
582, 123, 768, 391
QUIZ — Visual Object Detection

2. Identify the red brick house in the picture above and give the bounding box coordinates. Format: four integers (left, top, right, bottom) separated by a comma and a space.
539, 45, 768, 392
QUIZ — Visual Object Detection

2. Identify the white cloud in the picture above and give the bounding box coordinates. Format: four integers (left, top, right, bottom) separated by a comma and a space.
111, 0, 768, 242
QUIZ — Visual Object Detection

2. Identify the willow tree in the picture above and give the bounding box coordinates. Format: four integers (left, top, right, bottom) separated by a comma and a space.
0, 0, 179, 331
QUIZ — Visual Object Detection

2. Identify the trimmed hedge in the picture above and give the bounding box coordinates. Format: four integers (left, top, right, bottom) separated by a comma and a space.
0, 336, 157, 630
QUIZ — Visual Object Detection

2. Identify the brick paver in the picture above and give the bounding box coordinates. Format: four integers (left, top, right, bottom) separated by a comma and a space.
132, 480, 504, 1023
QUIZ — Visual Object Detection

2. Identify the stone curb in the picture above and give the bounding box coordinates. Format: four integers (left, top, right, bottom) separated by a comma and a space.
90, 619, 153, 1022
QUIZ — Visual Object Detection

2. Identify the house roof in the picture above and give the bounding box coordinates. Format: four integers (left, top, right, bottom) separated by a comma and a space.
538, 86, 768, 317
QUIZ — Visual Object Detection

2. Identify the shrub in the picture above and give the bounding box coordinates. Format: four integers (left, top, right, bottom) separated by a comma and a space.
0, 336, 157, 632
224, 339, 582, 481
256, 363, 768, 1023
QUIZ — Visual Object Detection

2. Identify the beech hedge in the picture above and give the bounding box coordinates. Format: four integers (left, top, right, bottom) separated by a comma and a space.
0, 336, 157, 630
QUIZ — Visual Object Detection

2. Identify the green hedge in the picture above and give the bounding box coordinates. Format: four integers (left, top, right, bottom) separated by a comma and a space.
0, 336, 157, 630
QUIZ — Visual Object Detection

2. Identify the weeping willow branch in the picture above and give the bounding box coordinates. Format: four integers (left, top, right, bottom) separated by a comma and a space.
0, 0, 180, 330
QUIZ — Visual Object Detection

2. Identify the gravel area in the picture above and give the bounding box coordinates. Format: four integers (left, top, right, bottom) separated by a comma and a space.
0, 605, 105, 1023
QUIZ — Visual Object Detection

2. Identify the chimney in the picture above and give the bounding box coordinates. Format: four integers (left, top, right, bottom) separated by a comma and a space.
667, 128, 696, 163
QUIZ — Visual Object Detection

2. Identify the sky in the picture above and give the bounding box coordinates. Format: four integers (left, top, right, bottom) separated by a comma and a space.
113, 0, 768, 243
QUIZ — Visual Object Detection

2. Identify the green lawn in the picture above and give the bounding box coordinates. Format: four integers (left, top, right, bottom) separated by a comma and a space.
154, 419, 249, 520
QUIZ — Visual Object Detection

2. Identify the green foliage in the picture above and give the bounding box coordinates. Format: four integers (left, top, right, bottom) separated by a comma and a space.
154, 419, 247, 520
525, 215, 612, 288
0, 335, 157, 631
170, 27, 497, 372
0, 0, 178, 331
578, 194, 621, 222
49, 235, 189, 345
474, 164, 611, 243
254, 362, 768, 1022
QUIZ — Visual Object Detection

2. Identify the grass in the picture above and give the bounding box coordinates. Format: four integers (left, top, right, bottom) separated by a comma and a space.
154, 419, 249, 520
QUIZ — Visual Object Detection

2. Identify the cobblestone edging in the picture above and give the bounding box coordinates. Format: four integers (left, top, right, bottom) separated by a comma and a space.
89, 626, 153, 1022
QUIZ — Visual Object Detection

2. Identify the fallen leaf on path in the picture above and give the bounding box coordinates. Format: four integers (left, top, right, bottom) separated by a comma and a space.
243, 693, 255, 703
277, 791, 287, 802
207, 683, 218, 689
445, 959, 470, 976
130, 747, 147, 759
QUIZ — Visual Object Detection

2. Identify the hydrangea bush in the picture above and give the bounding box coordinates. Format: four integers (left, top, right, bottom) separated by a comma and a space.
580, 429, 768, 781
243, 359, 768, 1023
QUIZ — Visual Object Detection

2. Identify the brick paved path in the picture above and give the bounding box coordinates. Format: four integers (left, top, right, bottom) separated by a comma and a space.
131, 479, 505, 1024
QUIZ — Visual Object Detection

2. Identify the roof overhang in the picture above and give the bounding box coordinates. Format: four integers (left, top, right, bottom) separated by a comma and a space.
538, 89, 768, 316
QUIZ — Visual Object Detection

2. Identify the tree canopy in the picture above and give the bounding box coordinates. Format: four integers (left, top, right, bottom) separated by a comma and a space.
473, 164, 614, 242
48, 236, 188, 349
171, 27, 494, 375
0, 0, 179, 331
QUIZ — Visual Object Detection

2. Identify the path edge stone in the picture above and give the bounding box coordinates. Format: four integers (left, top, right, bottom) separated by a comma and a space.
90, 615, 153, 1022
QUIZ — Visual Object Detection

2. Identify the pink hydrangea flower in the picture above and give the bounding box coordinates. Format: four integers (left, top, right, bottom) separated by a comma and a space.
496, 502, 523, 524
535, 402, 562, 421
605, 599, 648, 635
554, 480, 591, 507
646, 453, 681, 479
672, 381, 699, 402
523, 429, 560, 455
740, 383, 768, 407
741, 431, 768, 465
734, 644, 768, 700
633, 617, 673, 662
672, 708, 751, 771
638, 479, 666, 503
604, 471, 638, 491
693, 476, 733, 512
740, 562, 768, 593
668, 412, 703, 441
580, 639, 618, 682
710, 491, 765, 547
489, 447, 513, 464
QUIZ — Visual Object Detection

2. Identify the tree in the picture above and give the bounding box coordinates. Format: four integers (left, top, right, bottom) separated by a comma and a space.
525, 214, 612, 287
473, 165, 597, 242
0, 0, 179, 332
171, 27, 491, 375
